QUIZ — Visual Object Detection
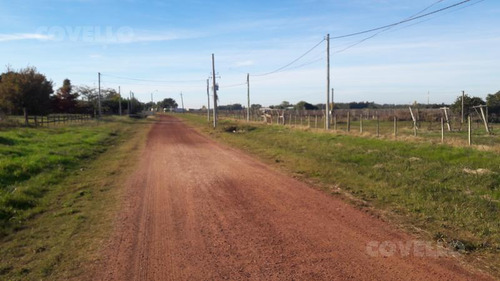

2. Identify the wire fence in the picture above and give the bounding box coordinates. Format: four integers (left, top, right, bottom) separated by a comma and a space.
192, 108, 498, 147
2, 114, 93, 127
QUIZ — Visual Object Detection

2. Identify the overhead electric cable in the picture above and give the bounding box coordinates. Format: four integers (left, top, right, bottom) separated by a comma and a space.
331, 0, 474, 40
252, 38, 326, 77
332, 0, 485, 54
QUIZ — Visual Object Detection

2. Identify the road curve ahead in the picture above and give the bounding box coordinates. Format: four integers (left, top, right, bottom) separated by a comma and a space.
97, 115, 492, 281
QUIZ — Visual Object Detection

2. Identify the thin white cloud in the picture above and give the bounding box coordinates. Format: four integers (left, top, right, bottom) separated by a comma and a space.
119, 33, 183, 43
0, 33, 53, 42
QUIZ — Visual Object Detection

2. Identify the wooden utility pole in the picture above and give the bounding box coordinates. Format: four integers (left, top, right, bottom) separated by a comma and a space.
98, 72, 102, 118
206, 79, 210, 122
180, 92, 185, 113
127, 91, 131, 115
131, 92, 135, 114
212, 54, 218, 128
325, 34, 331, 130
247, 73, 250, 122
461, 91, 465, 124
118, 86, 122, 116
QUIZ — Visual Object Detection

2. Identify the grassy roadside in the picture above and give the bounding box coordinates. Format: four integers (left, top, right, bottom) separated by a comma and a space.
0, 117, 152, 280
179, 113, 499, 278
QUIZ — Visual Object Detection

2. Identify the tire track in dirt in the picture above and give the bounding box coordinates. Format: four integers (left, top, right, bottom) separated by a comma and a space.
96, 115, 493, 281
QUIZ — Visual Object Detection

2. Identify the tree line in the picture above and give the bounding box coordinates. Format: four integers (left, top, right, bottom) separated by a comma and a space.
0, 67, 180, 124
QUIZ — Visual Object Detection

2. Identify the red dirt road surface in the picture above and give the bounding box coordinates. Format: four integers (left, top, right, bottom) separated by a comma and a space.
97, 115, 493, 281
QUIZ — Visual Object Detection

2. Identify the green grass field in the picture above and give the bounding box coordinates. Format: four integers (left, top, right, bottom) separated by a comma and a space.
180, 113, 500, 277
0, 117, 152, 280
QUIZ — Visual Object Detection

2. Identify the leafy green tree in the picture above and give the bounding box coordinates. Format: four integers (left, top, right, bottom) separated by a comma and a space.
52, 79, 79, 113
218, 103, 242, 110
129, 97, 144, 114
159, 98, 178, 110
76, 86, 98, 116
486, 90, 500, 110
277, 101, 291, 109
486, 90, 500, 121
0, 67, 53, 124
294, 101, 318, 110
101, 88, 125, 114
450, 94, 485, 118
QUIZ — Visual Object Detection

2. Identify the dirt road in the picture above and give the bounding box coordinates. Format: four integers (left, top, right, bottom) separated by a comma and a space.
97, 115, 492, 280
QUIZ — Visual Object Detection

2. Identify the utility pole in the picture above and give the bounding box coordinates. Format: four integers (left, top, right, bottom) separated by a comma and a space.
212, 53, 218, 128
461, 90, 465, 124
151, 92, 154, 111
127, 91, 131, 115
206, 79, 210, 122
130, 91, 134, 114
180, 92, 185, 113
247, 73, 250, 122
325, 33, 330, 130
98, 72, 102, 118
118, 86, 122, 116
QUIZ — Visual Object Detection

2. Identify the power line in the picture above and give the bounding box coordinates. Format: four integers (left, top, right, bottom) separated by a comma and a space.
220, 82, 247, 89
386, 0, 486, 34
332, 0, 485, 54
252, 38, 326, 77
333, 0, 446, 54
331, 0, 475, 40
235, 1, 479, 81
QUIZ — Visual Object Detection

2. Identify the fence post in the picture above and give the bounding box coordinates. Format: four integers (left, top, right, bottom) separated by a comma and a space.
360, 114, 363, 133
441, 118, 444, 143
347, 112, 351, 132
376, 114, 380, 137
333, 114, 337, 131
468, 115, 472, 146
394, 116, 398, 138
315, 115, 318, 129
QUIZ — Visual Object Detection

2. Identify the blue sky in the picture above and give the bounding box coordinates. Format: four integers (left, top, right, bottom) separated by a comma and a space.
1, 0, 498, 108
